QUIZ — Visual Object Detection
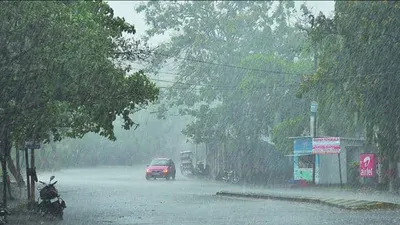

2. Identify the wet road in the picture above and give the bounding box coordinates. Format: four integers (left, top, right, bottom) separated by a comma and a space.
36, 166, 400, 225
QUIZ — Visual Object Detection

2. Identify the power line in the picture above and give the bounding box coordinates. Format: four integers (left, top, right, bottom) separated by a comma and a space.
133, 56, 400, 92
141, 49, 400, 81
147, 67, 302, 90
148, 51, 301, 75
145, 67, 400, 87
155, 82, 300, 91
134, 66, 302, 91
150, 78, 239, 89
152, 75, 400, 92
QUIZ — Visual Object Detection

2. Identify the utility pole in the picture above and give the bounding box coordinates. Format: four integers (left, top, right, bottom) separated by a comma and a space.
310, 22, 318, 184
30, 148, 35, 202
24, 140, 40, 205
25, 148, 30, 203
311, 101, 318, 184
205, 142, 208, 169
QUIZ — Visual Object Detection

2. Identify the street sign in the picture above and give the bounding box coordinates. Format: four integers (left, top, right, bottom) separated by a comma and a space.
312, 137, 340, 154
311, 101, 318, 113
24, 141, 41, 149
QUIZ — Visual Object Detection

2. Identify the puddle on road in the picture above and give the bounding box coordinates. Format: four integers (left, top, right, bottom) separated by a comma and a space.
114, 216, 153, 225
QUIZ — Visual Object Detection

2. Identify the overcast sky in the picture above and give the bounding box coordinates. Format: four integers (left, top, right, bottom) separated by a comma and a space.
107, 1, 335, 81
108, 1, 335, 46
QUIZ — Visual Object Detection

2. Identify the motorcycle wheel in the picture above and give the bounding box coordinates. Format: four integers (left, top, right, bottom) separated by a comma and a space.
36, 201, 48, 216
57, 211, 64, 220
33, 202, 41, 214
0, 211, 7, 225
232, 176, 240, 184
51, 202, 64, 220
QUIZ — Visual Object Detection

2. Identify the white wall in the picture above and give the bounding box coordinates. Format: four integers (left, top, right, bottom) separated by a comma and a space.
318, 148, 347, 184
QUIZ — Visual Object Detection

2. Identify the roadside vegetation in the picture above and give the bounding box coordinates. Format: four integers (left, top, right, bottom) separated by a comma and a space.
137, 1, 400, 190
0, 1, 158, 184
2, 1, 400, 193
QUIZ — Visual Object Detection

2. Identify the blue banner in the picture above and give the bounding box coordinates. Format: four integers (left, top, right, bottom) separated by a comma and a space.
294, 138, 312, 153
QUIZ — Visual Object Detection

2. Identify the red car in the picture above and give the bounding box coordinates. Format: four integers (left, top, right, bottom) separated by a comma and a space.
146, 158, 176, 180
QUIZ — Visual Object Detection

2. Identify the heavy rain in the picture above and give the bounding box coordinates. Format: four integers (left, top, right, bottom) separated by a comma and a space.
0, 1, 400, 225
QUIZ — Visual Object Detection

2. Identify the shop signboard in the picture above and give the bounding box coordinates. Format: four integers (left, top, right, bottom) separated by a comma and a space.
312, 137, 340, 154
360, 153, 375, 177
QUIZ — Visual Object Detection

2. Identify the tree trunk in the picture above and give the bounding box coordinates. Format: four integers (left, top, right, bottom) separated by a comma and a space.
388, 158, 397, 193
7, 155, 25, 187
1, 157, 7, 207
16, 147, 20, 178
1, 128, 11, 206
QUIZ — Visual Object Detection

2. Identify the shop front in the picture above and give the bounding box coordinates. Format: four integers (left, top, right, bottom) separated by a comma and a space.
292, 137, 320, 183
289, 136, 364, 185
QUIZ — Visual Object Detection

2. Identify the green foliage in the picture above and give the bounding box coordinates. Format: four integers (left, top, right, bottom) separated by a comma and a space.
138, 1, 317, 181
135, 1, 400, 187
299, 1, 400, 158
138, 1, 312, 139
271, 116, 307, 154
0, 1, 159, 144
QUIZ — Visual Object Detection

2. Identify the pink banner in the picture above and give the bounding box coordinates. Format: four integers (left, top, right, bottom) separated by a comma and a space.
360, 154, 375, 177
312, 137, 340, 154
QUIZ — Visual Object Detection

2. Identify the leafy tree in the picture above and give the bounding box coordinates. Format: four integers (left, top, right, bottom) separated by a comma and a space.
1, 1, 158, 143
298, 1, 400, 191
0, 1, 158, 184
271, 116, 307, 155
138, 1, 314, 181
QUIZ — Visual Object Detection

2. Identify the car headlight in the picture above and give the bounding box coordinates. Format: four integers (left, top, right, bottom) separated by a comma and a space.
162, 169, 168, 173
146, 169, 151, 173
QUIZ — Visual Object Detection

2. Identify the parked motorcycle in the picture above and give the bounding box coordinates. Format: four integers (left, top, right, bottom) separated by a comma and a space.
222, 170, 240, 184
0, 205, 10, 225
193, 161, 210, 176
36, 176, 66, 220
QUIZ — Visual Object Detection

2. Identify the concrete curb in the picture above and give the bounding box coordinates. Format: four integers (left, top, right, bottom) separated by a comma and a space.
215, 191, 400, 210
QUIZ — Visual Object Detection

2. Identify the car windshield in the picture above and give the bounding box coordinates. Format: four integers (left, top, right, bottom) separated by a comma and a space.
150, 159, 169, 166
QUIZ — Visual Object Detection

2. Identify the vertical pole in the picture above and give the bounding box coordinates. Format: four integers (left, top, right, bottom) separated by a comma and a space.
311, 114, 316, 184
205, 143, 208, 168
338, 153, 343, 188
25, 148, 30, 201
312, 158, 316, 184
311, 30, 318, 185
313, 114, 317, 183
195, 144, 197, 165
221, 141, 225, 174
1, 133, 9, 208
16, 148, 20, 178
311, 101, 318, 185
30, 149, 35, 202
2, 157, 7, 208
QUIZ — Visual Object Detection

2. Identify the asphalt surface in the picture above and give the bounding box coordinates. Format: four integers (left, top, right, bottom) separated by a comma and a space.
18, 166, 400, 225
